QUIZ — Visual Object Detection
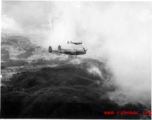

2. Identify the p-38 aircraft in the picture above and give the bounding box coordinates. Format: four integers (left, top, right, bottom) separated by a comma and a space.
48, 45, 87, 57
67, 41, 82, 45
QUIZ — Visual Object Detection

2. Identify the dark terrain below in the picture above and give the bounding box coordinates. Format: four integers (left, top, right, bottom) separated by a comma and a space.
1, 34, 151, 119
1, 59, 150, 119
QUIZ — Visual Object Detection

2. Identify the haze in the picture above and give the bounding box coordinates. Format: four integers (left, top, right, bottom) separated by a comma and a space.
2, 1, 151, 106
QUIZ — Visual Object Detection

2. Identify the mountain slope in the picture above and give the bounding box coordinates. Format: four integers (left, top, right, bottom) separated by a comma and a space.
1, 60, 149, 119
1, 33, 67, 68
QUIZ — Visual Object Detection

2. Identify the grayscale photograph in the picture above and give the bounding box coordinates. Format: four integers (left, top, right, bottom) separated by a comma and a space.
1, 1, 151, 119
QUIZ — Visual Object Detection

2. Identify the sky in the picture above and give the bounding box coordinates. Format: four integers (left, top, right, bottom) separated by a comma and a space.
1, 1, 152, 106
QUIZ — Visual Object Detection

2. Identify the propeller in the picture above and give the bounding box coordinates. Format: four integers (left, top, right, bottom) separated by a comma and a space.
83, 47, 88, 51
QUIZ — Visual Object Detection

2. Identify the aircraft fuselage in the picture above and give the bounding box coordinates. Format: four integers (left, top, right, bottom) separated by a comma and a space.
48, 46, 87, 56
53, 49, 86, 55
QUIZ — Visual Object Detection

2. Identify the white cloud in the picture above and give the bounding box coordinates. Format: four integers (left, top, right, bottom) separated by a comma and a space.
1, 15, 22, 32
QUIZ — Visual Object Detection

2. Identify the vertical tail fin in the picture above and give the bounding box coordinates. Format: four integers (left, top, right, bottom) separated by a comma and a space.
58, 45, 61, 50
48, 46, 52, 53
